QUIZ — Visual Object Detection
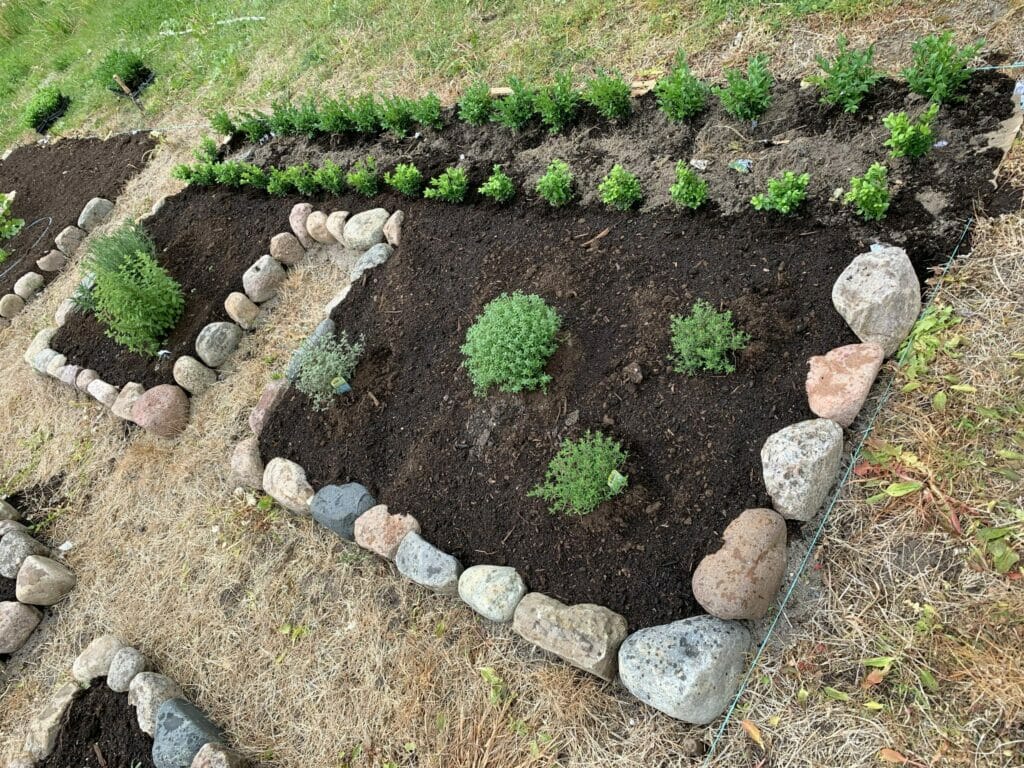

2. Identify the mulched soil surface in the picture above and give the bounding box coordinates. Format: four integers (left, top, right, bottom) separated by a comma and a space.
0, 134, 155, 297
37, 680, 155, 768
0, 576, 15, 602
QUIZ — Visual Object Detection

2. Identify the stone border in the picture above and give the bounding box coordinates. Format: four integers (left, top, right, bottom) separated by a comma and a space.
5, 635, 248, 767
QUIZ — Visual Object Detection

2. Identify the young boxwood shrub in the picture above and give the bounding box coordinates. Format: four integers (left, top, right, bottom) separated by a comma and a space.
294, 331, 365, 411
412, 93, 443, 130
384, 163, 424, 197
583, 70, 631, 121
535, 160, 573, 207
313, 159, 346, 194
670, 299, 749, 375
715, 55, 773, 121
598, 164, 642, 210
529, 431, 628, 516
669, 162, 709, 209
96, 49, 151, 94
535, 73, 579, 134
265, 165, 317, 196
380, 95, 416, 136
654, 52, 710, 121
883, 103, 938, 159
350, 94, 383, 133
346, 157, 379, 197
268, 98, 321, 138
492, 77, 536, 130
460, 291, 561, 396
903, 31, 983, 103
236, 111, 271, 143
318, 97, 356, 134
478, 165, 515, 203
810, 36, 881, 113
459, 80, 493, 125
210, 110, 236, 136
24, 86, 69, 132
424, 167, 469, 203
845, 162, 889, 220
751, 171, 810, 214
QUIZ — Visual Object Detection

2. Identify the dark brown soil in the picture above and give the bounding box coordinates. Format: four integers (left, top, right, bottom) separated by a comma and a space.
0, 134, 155, 297
37, 681, 155, 768
0, 576, 15, 602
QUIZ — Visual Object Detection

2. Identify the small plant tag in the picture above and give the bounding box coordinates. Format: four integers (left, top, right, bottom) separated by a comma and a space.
607, 469, 628, 495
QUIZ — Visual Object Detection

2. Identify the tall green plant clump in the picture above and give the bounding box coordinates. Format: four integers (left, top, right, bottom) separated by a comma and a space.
810, 36, 881, 113
715, 55, 774, 121
903, 31, 984, 103
654, 52, 710, 120
24, 86, 68, 132
582, 70, 632, 121
96, 49, 151, 93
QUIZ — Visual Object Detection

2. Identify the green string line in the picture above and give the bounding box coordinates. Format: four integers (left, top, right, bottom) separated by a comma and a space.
702, 216, 975, 765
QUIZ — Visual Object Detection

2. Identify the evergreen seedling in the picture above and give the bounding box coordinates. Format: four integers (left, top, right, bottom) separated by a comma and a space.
210, 110, 235, 135
529, 431, 628, 516
751, 171, 810, 214
598, 164, 643, 210
903, 31, 983, 103
412, 93, 443, 129
535, 73, 579, 134
478, 165, 515, 203
582, 70, 632, 121
23, 86, 68, 132
654, 52, 710, 121
194, 136, 219, 164
346, 157, 379, 197
380, 95, 416, 135
294, 331, 364, 411
670, 299, 749, 375
313, 160, 346, 194
669, 162, 709, 209
317, 97, 356, 133
96, 49, 150, 94
810, 36, 881, 113
845, 162, 889, 220
424, 167, 469, 203
350, 94, 383, 133
535, 160, 573, 207
715, 55, 774, 121
384, 163, 424, 197
459, 80, 493, 125
883, 103, 938, 159
492, 77, 536, 130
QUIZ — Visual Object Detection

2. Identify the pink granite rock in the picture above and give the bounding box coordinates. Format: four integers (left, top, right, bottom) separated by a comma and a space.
249, 379, 289, 435
289, 202, 314, 248
806, 342, 884, 427
354, 505, 420, 560
130, 385, 190, 438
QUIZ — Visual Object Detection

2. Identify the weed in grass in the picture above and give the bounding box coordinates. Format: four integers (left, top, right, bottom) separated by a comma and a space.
845, 162, 889, 220
582, 69, 631, 121
884, 103, 938, 159
385, 163, 425, 197
654, 51, 709, 121
529, 431, 628, 516
294, 331, 364, 411
492, 77, 536, 130
598, 164, 643, 210
535, 160, 573, 207
478, 165, 515, 203
23, 85, 67, 132
810, 36, 880, 113
669, 162, 709, 209
346, 156, 379, 197
95, 49, 150, 94
313, 159, 346, 194
903, 31, 984, 103
535, 72, 579, 134
670, 299, 749, 375
715, 54, 773, 121
458, 80, 493, 125
423, 167, 469, 203
751, 170, 810, 214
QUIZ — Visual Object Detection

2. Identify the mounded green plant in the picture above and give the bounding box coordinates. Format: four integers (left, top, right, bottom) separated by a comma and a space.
210, 110, 236, 136
715, 55, 774, 121
535, 73, 579, 134
380, 95, 416, 135
478, 165, 515, 203
171, 161, 216, 186
266, 165, 316, 196
24, 86, 68, 132
528, 431, 628, 516
883, 103, 938, 159
810, 36, 881, 113
313, 159, 346, 194
346, 156, 379, 197
0, 192, 24, 241
318, 97, 356, 134
492, 77, 536, 130
350, 94, 383, 133
267, 97, 321, 137
903, 31, 984, 103
598, 164, 642, 210
195, 136, 219, 164
654, 52, 710, 121
458, 80, 493, 125
460, 291, 561, 396
412, 93, 443, 130
423, 167, 469, 203
582, 70, 631, 121
236, 111, 271, 143
669, 162, 709, 209
669, 299, 749, 375
96, 49, 150, 93
751, 170, 810, 214
535, 159, 573, 207
845, 162, 889, 220
384, 162, 424, 197
294, 331, 365, 411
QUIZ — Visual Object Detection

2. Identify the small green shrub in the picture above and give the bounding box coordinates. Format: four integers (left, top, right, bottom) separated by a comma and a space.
461, 291, 561, 396
670, 299, 749, 375
528, 431, 628, 516
0, 192, 25, 240
751, 171, 810, 214
236, 111, 271, 143
318, 97, 356, 133
268, 98, 320, 137
598, 164, 642, 210
265, 165, 317, 196
265, 167, 296, 196
535, 160, 574, 207
492, 77, 536, 130
346, 157, 379, 197
212, 161, 248, 187
883, 103, 938, 159
423, 167, 469, 203
535, 73, 579, 134
350, 94, 383, 133
669, 162, 709, 209
171, 162, 216, 186
380, 95, 416, 135
582, 70, 631, 121
210, 110, 236, 135
313, 160, 346, 194
459, 80, 493, 124
715, 55, 774, 121
478, 165, 515, 203
96, 49, 150, 93
24, 86, 68, 132
903, 31, 983, 103
810, 36, 881, 113
845, 162, 889, 220
294, 331, 365, 411
412, 93, 443, 129
654, 52, 710, 121
194, 137, 219, 164
384, 162, 424, 197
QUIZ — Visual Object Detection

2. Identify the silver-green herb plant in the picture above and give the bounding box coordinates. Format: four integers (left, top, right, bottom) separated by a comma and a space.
670, 299, 749, 375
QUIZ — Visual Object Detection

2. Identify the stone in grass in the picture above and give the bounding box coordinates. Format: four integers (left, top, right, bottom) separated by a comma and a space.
249, 379, 290, 435
107, 646, 148, 692
77, 197, 114, 232
262, 457, 314, 515
353, 505, 420, 560
0, 601, 42, 654
458, 565, 527, 623
173, 355, 217, 396
383, 210, 404, 247
54, 225, 86, 256
87, 378, 119, 409
305, 210, 336, 244
324, 211, 348, 243
131, 384, 191, 438
55, 297, 77, 326
195, 322, 243, 368
75, 368, 99, 393
349, 243, 393, 283
36, 250, 67, 272
24, 327, 56, 364
111, 382, 146, 421
224, 292, 260, 330
618, 616, 750, 724
31, 348, 59, 375
0, 530, 48, 578
0, 293, 25, 318
0, 520, 28, 536
23, 681, 80, 760
806, 342, 885, 427
192, 743, 249, 768
310, 483, 376, 541
242, 254, 286, 304
1, 498, 18, 521
832, 245, 920, 357
289, 202, 314, 248
58, 364, 82, 389
761, 419, 844, 521
395, 532, 463, 594
285, 318, 335, 380
15, 555, 76, 606
13, 272, 44, 300
342, 208, 390, 251
129, 672, 184, 736
691, 508, 786, 621
269, 232, 305, 266
153, 698, 225, 768
230, 437, 264, 490
44, 353, 67, 378
72, 635, 125, 684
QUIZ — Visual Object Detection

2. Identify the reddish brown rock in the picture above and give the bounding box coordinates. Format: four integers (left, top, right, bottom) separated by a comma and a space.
249, 379, 289, 435
130, 385, 190, 438
806, 342, 884, 427
353, 505, 420, 560
383, 210, 404, 247
230, 437, 264, 489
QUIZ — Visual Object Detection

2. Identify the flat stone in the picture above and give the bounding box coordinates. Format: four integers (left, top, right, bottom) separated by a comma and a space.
832, 245, 921, 356
192, 743, 249, 768
72, 635, 125, 684
129, 672, 185, 736
691, 508, 787, 620
618, 616, 750, 724
349, 243, 393, 283
249, 379, 289, 435
108, 646, 148, 692
31, 348, 59, 375
512, 593, 627, 681
13, 272, 44, 300
269, 232, 305, 266
310, 483, 375, 541
263, 457, 314, 515
289, 202, 314, 248
23, 681, 80, 759
173, 355, 217, 395
0, 293, 25, 318
383, 210, 404, 247
230, 437, 264, 490
153, 698, 225, 768
111, 382, 146, 421
0, 601, 42, 654
0, 498, 18, 521
353, 505, 420, 560
0, 530, 48, 578
77, 197, 114, 231
224, 292, 259, 330
395, 532, 463, 594
761, 419, 844, 521
44, 353, 67, 378
324, 285, 351, 317
55, 225, 86, 255
75, 368, 99, 393
806, 342, 885, 427
15, 555, 76, 606
36, 250, 67, 272
195, 322, 243, 368
131, 384, 191, 438
342, 208, 389, 251
458, 565, 527, 622
285, 319, 335, 380
242, 254, 286, 304
54, 297, 77, 326
57, 364, 82, 389
24, 327, 56, 364
325, 211, 348, 242
87, 378, 119, 408
305, 210, 336, 244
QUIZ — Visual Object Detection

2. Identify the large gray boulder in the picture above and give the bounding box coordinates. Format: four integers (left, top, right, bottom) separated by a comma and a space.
152, 698, 224, 768
78, 197, 114, 231
342, 208, 389, 251
395, 532, 462, 594
15, 555, 76, 605
310, 483, 376, 541
761, 418, 844, 521
0, 601, 42, 654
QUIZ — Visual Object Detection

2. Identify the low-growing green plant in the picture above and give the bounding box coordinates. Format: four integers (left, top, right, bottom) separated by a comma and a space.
598, 164, 642, 210
460, 291, 561, 396
210, 110, 235, 136
535, 160, 573, 207
715, 55, 774, 121
24, 86, 68, 132
583, 70, 631, 121
903, 31, 984, 103
380, 95, 416, 135
528, 431, 628, 516
350, 94, 383, 133
492, 77, 536, 130
96, 49, 150, 94
424, 167, 469, 203
171, 162, 216, 186
670, 299, 749, 375
269, 97, 321, 138
810, 36, 881, 113
1, 192, 26, 241
236, 111, 271, 143
385, 162, 424, 197
195, 136, 219, 164
346, 157, 379, 197
669, 162, 709, 209
535, 73, 579, 134
318, 97, 356, 134
654, 52, 710, 121
751, 170, 810, 214
845, 162, 889, 220
478, 165, 515, 203
459, 80, 493, 125
313, 159, 346, 194
212, 161, 249, 187
294, 331, 365, 411
883, 103, 938, 159
266, 165, 316, 196
412, 93, 443, 129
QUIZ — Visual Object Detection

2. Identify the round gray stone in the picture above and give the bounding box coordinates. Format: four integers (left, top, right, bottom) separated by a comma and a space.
0, 293, 24, 318
55, 225, 86, 256
195, 322, 243, 368
310, 483, 376, 541
0, 601, 42, 654
173, 355, 218, 395
153, 698, 224, 768
15, 555, 76, 605
107, 646, 148, 692
0, 530, 48, 579
242, 254, 286, 304
395, 532, 462, 594
342, 208, 390, 251
761, 418, 844, 521
0, 498, 18, 521
13, 272, 43, 300
458, 565, 526, 622
77, 197, 115, 231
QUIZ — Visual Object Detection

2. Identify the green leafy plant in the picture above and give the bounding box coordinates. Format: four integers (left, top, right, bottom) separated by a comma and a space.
23, 85, 68, 132
346, 157, 379, 197
0, 192, 25, 240
492, 77, 536, 130
582, 70, 631, 121
903, 31, 984, 103
212, 161, 248, 187
423, 167, 469, 203
412, 93, 443, 129
384, 162, 424, 197
654, 52, 710, 121
669, 162, 709, 209
380, 95, 416, 135
845, 163, 889, 220
194, 136, 219, 164
313, 159, 346, 194
535, 160, 573, 207
883, 103, 938, 159
317, 97, 356, 134
96, 49, 150, 94
459, 80, 493, 125
171, 162, 215, 186
598, 164, 642, 210
276, 163, 317, 196
293, 331, 365, 411
268, 97, 321, 137
350, 94, 383, 133
810, 36, 881, 113
669, 299, 749, 375
529, 431, 628, 516
715, 55, 774, 121
751, 170, 810, 214
478, 165, 515, 203
534, 73, 579, 134
236, 111, 271, 143
210, 109, 235, 135
460, 292, 561, 396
